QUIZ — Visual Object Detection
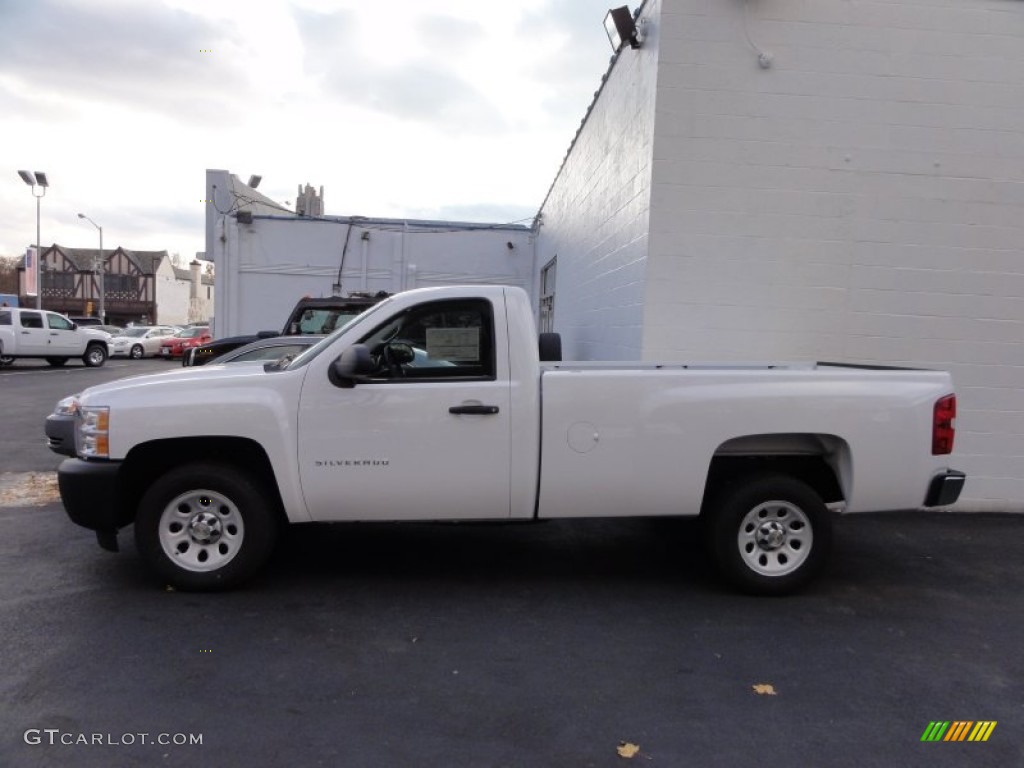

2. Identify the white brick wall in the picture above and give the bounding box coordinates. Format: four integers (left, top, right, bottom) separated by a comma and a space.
533, 0, 1023, 508
533, 0, 662, 361
642, 0, 1024, 508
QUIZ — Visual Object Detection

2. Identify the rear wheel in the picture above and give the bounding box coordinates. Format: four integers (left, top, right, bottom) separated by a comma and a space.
134, 463, 279, 590
83, 344, 107, 367
129, 344, 144, 359
0, 355, 14, 367
46, 357, 68, 367
705, 474, 832, 595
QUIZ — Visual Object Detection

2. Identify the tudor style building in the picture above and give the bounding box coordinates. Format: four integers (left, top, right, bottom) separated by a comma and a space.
17, 245, 213, 326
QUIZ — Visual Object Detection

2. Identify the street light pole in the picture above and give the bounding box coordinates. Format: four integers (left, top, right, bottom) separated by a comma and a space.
17, 171, 49, 310
78, 213, 105, 322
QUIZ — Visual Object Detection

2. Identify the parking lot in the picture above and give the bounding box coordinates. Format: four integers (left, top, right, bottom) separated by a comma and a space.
1, 358, 1021, 767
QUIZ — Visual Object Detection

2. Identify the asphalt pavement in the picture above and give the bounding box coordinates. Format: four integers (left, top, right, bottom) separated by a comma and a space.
0, 357, 1021, 767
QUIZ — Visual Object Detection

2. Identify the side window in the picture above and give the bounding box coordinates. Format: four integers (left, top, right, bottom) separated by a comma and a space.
19, 312, 43, 329
47, 314, 74, 331
0, 311, 11, 326
358, 299, 495, 381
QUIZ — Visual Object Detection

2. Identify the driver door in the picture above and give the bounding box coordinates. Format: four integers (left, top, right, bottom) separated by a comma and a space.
297, 296, 512, 521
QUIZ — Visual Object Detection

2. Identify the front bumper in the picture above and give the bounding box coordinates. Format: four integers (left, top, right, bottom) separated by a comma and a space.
45, 413, 76, 457
57, 458, 127, 549
923, 470, 966, 507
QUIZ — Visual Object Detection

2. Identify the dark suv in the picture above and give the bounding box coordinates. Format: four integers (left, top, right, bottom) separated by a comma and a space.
185, 292, 389, 366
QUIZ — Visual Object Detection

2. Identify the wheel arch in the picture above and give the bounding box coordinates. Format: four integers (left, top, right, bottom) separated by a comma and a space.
703, 433, 850, 510
117, 437, 287, 527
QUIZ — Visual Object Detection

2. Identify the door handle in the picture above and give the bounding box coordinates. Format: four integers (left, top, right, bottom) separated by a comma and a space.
449, 405, 500, 415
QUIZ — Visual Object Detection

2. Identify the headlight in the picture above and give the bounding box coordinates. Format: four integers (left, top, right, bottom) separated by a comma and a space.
52, 395, 81, 417
76, 406, 110, 459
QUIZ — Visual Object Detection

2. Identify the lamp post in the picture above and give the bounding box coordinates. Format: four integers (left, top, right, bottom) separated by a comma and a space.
17, 170, 49, 310
77, 213, 105, 322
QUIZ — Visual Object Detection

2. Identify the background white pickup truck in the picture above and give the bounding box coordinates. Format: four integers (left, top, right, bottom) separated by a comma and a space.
0, 307, 109, 367
55, 285, 964, 594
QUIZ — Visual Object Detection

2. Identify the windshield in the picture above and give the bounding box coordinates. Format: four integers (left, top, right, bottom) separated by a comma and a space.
284, 297, 395, 370
177, 327, 207, 338
120, 328, 148, 338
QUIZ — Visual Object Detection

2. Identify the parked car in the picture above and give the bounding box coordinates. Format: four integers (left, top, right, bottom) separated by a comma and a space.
185, 293, 388, 366
93, 325, 124, 337
108, 326, 180, 359
160, 326, 213, 359
0, 308, 109, 367
189, 335, 321, 366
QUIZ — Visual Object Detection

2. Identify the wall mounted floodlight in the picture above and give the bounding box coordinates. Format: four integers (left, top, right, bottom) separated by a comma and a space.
248, 175, 262, 189
604, 6, 640, 51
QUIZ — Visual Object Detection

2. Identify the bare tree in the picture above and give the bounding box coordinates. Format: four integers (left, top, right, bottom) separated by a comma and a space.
0, 255, 19, 295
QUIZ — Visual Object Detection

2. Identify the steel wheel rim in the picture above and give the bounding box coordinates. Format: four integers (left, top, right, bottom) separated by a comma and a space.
737, 500, 812, 577
158, 489, 245, 572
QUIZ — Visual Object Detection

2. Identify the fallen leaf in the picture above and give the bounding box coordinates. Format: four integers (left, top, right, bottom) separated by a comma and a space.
617, 742, 640, 758
752, 683, 777, 696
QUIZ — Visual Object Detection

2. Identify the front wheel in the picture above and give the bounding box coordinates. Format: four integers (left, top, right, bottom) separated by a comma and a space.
83, 344, 107, 367
134, 463, 279, 590
705, 474, 832, 595
129, 344, 144, 359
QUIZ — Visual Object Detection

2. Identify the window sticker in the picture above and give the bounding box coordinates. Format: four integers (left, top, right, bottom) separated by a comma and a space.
426, 327, 480, 361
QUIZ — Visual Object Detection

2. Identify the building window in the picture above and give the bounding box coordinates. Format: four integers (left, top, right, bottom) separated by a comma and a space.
539, 257, 556, 334
104, 274, 132, 294
42, 271, 75, 293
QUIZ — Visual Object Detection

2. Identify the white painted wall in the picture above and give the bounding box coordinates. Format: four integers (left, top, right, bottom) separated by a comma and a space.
154, 257, 189, 325
533, 0, 662, 361
538, 0, 1024, 509
207, 171, 533, 338
643, 0, 1024, 508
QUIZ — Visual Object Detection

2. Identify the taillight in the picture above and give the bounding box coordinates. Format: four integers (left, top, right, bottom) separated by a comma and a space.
932, 394, 956, 455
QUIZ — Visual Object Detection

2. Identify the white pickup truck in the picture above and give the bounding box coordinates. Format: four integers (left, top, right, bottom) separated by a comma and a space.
55, 285, 964, 594
0, 307, 109, 367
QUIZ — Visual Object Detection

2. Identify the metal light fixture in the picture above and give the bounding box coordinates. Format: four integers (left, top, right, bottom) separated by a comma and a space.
247, 174, 262, 189
604, 6, 640, 52
18, 170, 49, 309
78, 213, 105, 322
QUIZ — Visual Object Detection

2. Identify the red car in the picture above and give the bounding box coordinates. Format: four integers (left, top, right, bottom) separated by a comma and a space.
159, 326, 212, 359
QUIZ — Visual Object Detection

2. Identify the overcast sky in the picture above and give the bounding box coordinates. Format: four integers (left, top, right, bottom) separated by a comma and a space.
1, 0, 616, 262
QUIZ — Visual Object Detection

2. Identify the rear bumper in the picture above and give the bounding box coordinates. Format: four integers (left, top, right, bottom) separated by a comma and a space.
923, 470, 966, 507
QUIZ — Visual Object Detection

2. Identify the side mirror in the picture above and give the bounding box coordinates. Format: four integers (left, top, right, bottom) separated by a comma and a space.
329, 343, 375, 388
69, 322, 78, 330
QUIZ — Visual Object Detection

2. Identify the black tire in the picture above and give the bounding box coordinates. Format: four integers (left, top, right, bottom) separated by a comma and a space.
704, 473, 832, 595
46, 357, 68, 367
129, 344, 144, 359
83, 344, 107, 367
134, 463, 279, 590
82, 344, 107, 368
0, 354, 14, 367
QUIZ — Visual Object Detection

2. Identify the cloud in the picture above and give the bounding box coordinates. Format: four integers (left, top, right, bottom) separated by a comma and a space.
414, 14, 485, 56
0, 0, 253, 123
518, 0, 615, 123
293, 7, 507, 134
